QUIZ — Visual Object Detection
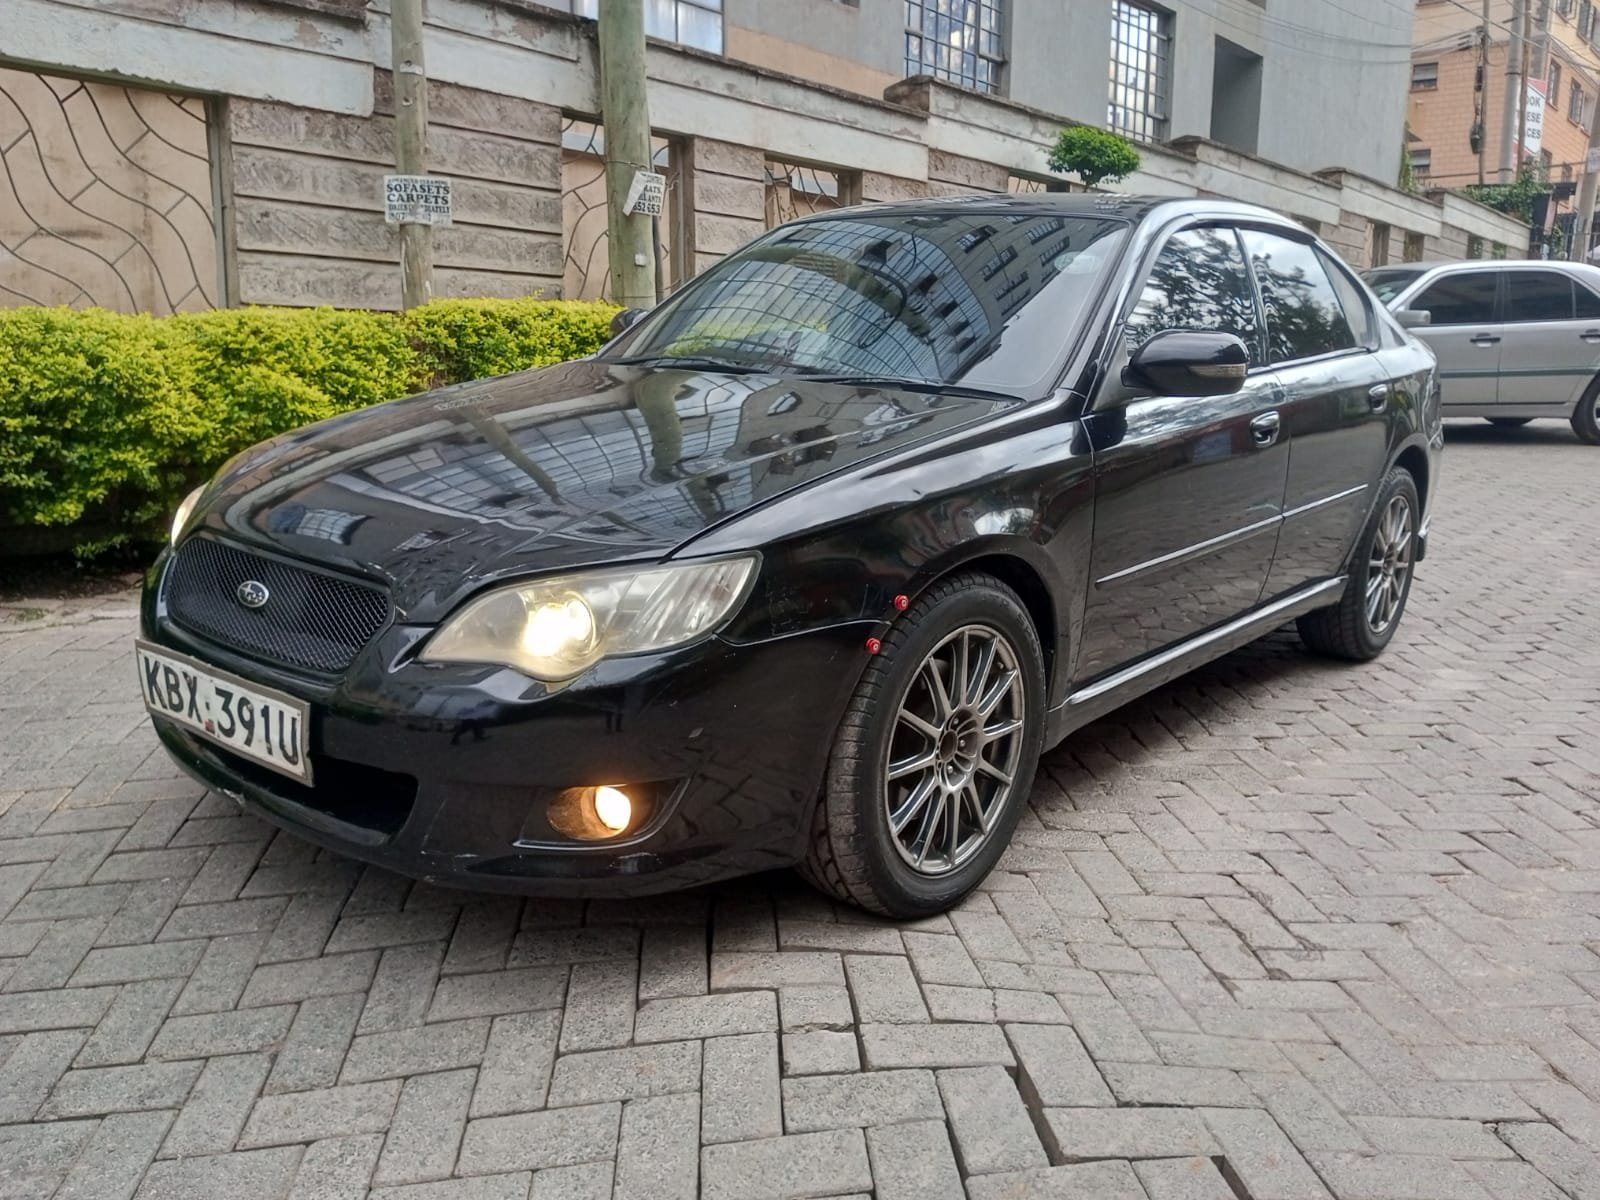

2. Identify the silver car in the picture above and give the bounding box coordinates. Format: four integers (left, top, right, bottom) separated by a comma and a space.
1362, 259, 1600, 445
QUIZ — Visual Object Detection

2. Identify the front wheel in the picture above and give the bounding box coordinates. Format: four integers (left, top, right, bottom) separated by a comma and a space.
800, 573, 1046, 917
1297, 466, 1419, 662
1573, 379, 1600, 445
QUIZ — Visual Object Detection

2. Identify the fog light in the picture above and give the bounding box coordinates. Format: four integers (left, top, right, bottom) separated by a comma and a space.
593, 785, 631, 832
546, 784, 649, 841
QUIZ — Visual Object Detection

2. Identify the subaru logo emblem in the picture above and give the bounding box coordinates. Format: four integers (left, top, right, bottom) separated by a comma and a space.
236, 580, 270, 609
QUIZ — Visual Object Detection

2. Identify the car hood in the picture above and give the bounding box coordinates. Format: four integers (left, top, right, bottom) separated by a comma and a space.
187, 358, 1016, 621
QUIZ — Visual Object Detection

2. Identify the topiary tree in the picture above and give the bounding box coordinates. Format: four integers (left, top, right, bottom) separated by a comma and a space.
1048, 126, 1142, 190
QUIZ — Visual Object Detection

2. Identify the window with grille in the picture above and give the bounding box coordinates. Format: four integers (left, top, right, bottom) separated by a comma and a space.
904, 0, 1006, 94
1110, 0, 1173, 143
573, 0, 722, 53
1572, 81, 1586, 122
1410, 147, 1432, 177
1411, 61, 1438, 90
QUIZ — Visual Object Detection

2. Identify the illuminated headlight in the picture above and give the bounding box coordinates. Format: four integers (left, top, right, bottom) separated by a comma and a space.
419, 555, 758, 681
170, 486, 206, 548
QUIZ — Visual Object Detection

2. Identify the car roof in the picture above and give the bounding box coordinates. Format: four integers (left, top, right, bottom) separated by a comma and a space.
1382, 258, 1594, 272
813, 193, 1311, 231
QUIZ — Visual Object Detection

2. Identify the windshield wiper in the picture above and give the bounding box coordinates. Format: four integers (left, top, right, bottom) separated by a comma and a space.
609, 355, 770, 374
790, 372, 1020, 401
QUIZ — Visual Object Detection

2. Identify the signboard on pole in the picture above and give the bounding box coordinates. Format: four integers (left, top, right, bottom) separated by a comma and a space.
623, 169, 667, 217
384, 175, 454, 226
1522, 81, 1546, 158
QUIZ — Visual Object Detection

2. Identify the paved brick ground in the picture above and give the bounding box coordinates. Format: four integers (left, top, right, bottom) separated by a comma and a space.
1, 422, 1598, 1200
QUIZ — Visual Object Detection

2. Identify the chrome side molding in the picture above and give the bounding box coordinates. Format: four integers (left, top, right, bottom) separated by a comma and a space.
1045, 576, 1347, 748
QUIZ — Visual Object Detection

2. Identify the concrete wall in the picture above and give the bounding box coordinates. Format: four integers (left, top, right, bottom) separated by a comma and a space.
726, 0, 1403, 183
0, 0, 1532, 313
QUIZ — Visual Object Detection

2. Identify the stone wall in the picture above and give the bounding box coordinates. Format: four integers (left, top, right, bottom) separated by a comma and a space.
1, 0, 1535, 314
228, 79, 562, 310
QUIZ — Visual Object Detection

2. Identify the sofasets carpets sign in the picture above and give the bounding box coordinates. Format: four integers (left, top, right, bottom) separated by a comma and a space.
384, 174, 455, 226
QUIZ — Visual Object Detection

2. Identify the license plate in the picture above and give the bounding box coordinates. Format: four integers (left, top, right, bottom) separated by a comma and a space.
136, 640, 312, 783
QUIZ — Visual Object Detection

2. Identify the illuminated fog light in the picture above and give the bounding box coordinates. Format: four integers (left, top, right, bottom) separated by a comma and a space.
593, 785, 632, 832
546, 784, 651, 841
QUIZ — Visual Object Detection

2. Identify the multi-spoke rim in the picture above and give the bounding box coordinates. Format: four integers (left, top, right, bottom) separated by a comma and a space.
1365, 494, 1413, 634
883, 624, 1026, 877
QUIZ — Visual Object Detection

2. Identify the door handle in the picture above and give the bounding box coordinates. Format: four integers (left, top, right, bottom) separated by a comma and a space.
1249, 411, 1281, 448
1582, 329, 1600, 343
1368, 383, 1390, 412
1469, 333, 1501, 346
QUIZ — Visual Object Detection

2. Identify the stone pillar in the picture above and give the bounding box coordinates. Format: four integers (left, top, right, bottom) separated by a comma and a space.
682, 138, 766, 275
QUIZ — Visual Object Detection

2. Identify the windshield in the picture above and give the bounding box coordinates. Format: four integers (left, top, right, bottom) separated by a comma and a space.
1362, 266, 1427, 305
602, 210, 1130, 395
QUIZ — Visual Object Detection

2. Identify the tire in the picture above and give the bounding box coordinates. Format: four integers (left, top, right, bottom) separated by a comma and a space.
1573, 378, 1600, 445
1486, 416, 1532, 428
1297, 465, 1420, 663
800, 573, 1046, 917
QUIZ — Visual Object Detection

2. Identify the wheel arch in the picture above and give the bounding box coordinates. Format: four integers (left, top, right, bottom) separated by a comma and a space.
900, 538, 1063, 699
1393, 442, 1430, 507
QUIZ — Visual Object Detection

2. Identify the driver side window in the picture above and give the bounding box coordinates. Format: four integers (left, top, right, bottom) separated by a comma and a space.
1123, 227, 1262, 365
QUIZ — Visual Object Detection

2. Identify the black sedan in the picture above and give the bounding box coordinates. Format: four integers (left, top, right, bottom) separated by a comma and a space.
138, 196, 1439, 916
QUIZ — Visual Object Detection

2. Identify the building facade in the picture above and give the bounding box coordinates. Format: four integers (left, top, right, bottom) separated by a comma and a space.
2, 0, 1529, 315
1409, 0, 1600, 193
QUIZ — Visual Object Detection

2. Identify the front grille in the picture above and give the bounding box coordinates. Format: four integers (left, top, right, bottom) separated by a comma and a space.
165, 538, 389, 673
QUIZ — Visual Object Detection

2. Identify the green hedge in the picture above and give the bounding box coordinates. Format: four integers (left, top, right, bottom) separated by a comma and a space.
0, 298, 618, 557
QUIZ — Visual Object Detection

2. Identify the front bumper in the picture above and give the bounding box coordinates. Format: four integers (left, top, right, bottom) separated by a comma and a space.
141, 563, 872, 897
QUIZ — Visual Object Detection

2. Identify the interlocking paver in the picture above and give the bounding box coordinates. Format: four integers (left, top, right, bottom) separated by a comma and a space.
3, 433, 1600, 1198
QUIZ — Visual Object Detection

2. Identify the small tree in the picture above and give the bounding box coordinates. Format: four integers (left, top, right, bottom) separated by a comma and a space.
1048, 126, 1141, 190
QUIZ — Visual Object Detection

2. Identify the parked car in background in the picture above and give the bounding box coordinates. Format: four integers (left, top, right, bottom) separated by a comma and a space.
1363, 259, 1600, 444
138, 196, 1439, 917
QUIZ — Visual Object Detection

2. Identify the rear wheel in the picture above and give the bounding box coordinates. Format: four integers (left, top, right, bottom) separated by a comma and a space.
1297, 466, 1419, 662
800, 573, 1046, 917
1486, 416, 1532, 428
1573, 379, 1600, 445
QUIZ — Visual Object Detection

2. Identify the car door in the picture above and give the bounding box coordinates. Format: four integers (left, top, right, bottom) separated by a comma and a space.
1497, 268, 1596, 413
1240, 229, 1394, 598
1404, 269, 1503, 413
1076, 223, 1290, 681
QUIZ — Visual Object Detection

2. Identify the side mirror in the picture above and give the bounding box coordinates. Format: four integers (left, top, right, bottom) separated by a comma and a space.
609, 308, 649, 339
1395, 308, 1431, 328
1124, 330, 1249, 398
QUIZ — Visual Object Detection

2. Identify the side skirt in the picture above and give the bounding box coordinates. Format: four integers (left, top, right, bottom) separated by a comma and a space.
1043, 577, 1347, 750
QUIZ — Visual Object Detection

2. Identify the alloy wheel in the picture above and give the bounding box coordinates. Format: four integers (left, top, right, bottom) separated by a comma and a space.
883, 624, 1026, 877
1365, 494, 1413, 635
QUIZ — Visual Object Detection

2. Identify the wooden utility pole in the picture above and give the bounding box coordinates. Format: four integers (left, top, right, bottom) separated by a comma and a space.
1500, 0, 1524, 181
598, 0, 657, 309
390, 0, 432, 309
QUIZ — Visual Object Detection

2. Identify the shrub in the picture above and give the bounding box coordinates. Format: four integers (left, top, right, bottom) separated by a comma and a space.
406, 298, 618, 386
0, 297, 619, 557
1048, 126, 1142, 190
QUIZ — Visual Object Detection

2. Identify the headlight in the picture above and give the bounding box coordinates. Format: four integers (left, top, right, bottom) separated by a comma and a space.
170, 485, 206, 547
419, 556, 758, 681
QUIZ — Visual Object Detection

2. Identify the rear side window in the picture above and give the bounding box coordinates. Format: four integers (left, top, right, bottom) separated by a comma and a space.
1505, 271, 1575, 322
1240, 230, 1358, 364
1578, 282, 1600, 320
1319, 249, 1377, 349
1124, 227, 1261, 361
1412, 272, 1498, 326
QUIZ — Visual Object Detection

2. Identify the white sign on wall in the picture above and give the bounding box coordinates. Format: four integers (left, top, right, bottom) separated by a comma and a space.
384, 175, 454, 226
1522, 81, 1546, 158
623, 170, 667, 217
